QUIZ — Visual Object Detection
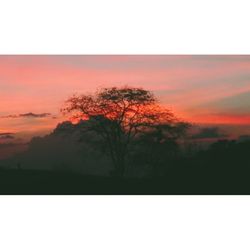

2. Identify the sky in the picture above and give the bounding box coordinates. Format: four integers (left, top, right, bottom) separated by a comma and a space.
0, 55, 250, 146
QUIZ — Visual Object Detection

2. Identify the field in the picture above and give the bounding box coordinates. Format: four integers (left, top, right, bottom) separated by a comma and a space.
0, 166, 249, 195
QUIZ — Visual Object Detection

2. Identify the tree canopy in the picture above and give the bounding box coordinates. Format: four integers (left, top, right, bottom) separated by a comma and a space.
62, 86, 190, 176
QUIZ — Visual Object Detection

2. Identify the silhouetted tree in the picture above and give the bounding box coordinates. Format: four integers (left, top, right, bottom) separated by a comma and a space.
132, 123, 188, 176
62, 86, 190, 177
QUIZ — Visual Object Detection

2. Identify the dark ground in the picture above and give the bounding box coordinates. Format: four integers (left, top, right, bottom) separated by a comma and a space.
0, 166, 249, 195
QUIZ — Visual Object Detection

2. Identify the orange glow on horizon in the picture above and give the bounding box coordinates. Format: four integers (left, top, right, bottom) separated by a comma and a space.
188, 114, 250, 125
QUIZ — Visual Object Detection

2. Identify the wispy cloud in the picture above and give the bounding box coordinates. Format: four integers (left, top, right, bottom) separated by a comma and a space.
0, 132, 15, 140
1, 112, 51, 119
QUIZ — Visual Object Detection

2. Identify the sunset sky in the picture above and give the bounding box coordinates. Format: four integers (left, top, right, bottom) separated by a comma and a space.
1, 55, 250, 145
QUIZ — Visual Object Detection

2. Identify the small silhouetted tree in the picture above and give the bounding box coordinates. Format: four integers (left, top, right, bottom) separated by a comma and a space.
62, 86, 190, 177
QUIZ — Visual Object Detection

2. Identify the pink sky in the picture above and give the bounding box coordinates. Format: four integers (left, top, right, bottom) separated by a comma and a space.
0, 55, 250, 144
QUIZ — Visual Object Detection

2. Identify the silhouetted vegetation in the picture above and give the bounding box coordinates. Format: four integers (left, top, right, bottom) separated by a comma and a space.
0, 86, 250, 194
62, 87, 190, 177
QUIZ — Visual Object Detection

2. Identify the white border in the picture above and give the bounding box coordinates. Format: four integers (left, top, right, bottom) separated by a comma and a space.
0, 0, 250, 54
0, 196, 249, 250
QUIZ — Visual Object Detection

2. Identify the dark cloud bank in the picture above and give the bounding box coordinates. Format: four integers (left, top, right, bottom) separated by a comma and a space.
192, 127, 228, 140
